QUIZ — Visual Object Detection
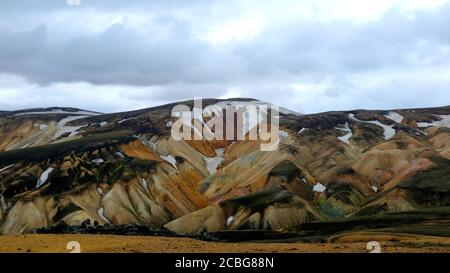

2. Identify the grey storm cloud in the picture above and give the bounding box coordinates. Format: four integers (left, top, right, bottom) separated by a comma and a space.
0, 1, 449, 86
0, 0, 450, 113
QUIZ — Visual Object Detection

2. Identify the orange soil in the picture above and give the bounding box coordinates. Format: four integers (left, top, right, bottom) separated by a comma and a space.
120, 141, 162, 161
0, 233, 449, 253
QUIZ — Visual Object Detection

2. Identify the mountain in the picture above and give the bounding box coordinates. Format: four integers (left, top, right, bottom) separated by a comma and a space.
0, 99, 449, 238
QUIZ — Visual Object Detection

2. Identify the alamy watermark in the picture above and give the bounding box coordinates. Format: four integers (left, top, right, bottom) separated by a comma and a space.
367, 241, 381, 253
66, 241, 81, 253
170, 98, 280, 151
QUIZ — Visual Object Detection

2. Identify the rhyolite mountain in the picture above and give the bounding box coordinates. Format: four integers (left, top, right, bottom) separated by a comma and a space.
0, 98, 449, 237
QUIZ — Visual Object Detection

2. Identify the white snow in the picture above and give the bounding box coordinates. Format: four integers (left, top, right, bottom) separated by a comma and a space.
417, 115, 450, 128
96, 187, 104, 196
140, 139, 157, 151
298, 128, 307, 134
39, 124, 48, 130
214, 100, 301, 122
34, 123, 48, 130
99, 121, 108, 127
161, 155, 177, 169
173, 100, 292, 140
336, 122, 353, 145
54, 115, 89, 139
166, 121, 173, 128
416, 129, 428, 136
0, 164, 15, 173
20, 143, 32, 149
97, 207, 110, 224
385, 111, 404, 124
226, 216, 234, 226
313, 182, 327, 193
301, 178, 308, 184
371, 186, 378, 193
92, 158, 104, 165
225, 100, 302, 116
279, 130, 289, 140
141, 178, 149, 192
36, 167, 54, 188
204, 148, 225, 176
117, 117, 136, 124
349, 114, 396, 140
14, 109, 100, 116
115, 152, 125, 158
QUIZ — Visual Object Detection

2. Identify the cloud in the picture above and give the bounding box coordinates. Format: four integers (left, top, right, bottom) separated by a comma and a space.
0, 0, 449, 113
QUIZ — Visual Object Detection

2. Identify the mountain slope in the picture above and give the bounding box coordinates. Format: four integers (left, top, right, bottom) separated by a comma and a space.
0, 99, 449, 236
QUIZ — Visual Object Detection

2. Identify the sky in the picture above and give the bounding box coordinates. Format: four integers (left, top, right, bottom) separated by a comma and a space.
0, 0, 450, 114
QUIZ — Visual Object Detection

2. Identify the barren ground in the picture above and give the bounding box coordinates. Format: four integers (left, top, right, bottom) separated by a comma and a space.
0, 233, 450, 253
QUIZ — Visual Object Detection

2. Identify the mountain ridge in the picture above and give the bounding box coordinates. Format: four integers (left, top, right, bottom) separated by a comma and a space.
0, 98, 449, 237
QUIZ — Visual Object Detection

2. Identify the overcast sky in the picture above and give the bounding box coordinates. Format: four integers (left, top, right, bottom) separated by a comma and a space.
0, 0, 450, 114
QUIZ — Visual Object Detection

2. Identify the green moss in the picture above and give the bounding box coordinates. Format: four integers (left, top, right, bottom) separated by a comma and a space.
224, 186, 292, 211
0, 131, 134, 165
398, 158, 450, 192
268, 160, 301, 180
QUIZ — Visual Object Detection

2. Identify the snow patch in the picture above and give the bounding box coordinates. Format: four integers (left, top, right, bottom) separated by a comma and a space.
97, 207, 110, 224
371, 186, 378, 193
20, 143, 32, 149
415, 129, 428, 136
0, 164, 15, 173
140, 139, 157, 151
279, 130, 289, 140
417, 115, 450, 128
385, 111, 404, 124
96, 187, 104, 196
313, 182, 327, 193
115, 152, 125, 158
54, 115, 89, 139
161, 155, 177, 169
226, 216, 234, 226
204, 148, 225, 175
34, 123, 48, 130
36, 167, 54, 188
14, 109, 100, 116
141, 178, 149, 192
336, 122, 353, 145
349, 114, 396, 140
118, 117, 136, 124
227, 100, 302, 116
99, 121, 108, 127
92, 158, 104, 165
298, 128, 307, 134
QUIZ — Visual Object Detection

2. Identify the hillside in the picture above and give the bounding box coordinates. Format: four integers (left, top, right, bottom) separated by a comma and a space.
0, 99, 449, 239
